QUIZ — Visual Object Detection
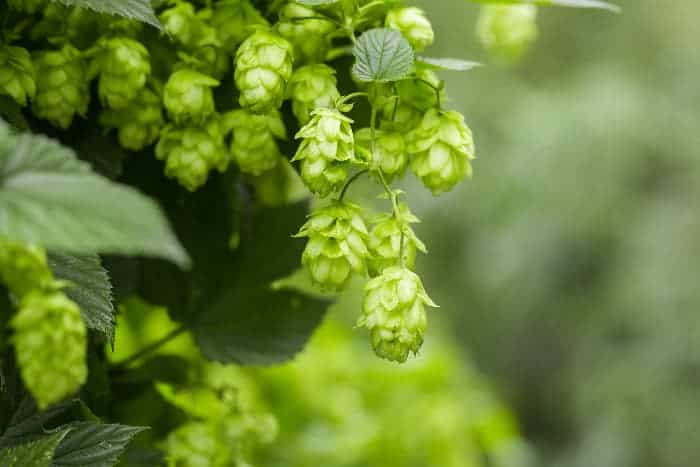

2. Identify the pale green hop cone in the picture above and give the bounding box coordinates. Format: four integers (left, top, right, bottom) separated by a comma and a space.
90, 36, 151, 109
385, 7, 435, 52
477, 5, 538, 63
276, 2, 336, 64
100, 87, 164, 151
356, 128, 408, 182
0, 240, 54, 299
408, 108, 475, 195
287, 64, 340, 125
225, 108, 286, 175
358, 266, 437, 363
211, 0, 269, 54
0, 44, 35, 106
367, 203, 427, 276
164, 69, 219, 125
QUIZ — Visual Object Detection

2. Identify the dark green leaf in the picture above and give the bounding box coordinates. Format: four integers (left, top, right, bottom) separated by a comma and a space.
53, 0, 163, 29
352, 28, 415, 83
0, 428, 70, 467
49, 254, 115, 343
0, 399, 76, 449
51, 422, 147, 467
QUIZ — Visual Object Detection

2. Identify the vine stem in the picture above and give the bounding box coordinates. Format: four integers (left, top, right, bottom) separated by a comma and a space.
112, 325, 186, 368
339, 168, 369, 201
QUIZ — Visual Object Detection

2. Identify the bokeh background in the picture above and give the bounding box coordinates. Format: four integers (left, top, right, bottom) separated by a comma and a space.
401, 0, 700, 466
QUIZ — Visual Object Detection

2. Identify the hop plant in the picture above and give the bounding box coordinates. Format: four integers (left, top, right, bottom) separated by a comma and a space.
287, 64, 340, 125
234, 30, 294, 114
225, 109, 286, 175
211, 0, 269, 54
100, 87, 164, 151
408, 108, 475, 195
276, 2, 336, 64
156, 118, 229, 191
12, 290, 87, 408
295, 202, 370, 291
292, 107, 356, 197
477, 5, 539, 63
385, 7, 435, 52
358, 266, 437, 363
367, 203, 426, 276
0, 240, 53, 299
90, 36, 151, 109
164, 69, 219, 124
0, 44, 35, 106
31, 44, 89, 129
356, 128, 408, 182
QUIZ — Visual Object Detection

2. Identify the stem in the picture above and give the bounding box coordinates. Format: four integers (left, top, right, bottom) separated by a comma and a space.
113, 325, 186, 368
339, 169, 369, 201
416, 78, 442, 109
339, 91, 369, 105
398, 229, 406, 267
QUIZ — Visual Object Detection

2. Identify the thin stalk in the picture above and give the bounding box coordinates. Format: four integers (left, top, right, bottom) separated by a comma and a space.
339, 169, 369, 201
112, 325, 186, 368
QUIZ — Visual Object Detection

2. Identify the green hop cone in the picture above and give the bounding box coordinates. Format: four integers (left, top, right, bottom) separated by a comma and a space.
211, 0, 269, 54
225, 109, 286, 175
408, 108, 475, 195
156, 118, 229, 191
164, 69, 219, 125
31, 44, 89, 129
356, 128, 408, 182
276, 3, 335, 65
476, 5, 538, 63
287, 64, 340, 125
0, 240, 53, 298
100, 87, 164, 151
234, 30, 294, 114
0, 45, 35, 106
292, 107, 356, 197
385, 7, 435, 52
160, 0, 202, 48
295, 202, 370, 291
367, 203, 427, 276
12, 290, 87, 408
358, 266, 437, 363
7, 0, 47, 13
90, 37, 151, 109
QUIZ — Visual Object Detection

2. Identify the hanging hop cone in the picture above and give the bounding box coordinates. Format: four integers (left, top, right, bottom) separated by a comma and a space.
155, 118, 229, 191
385, 7, 434, 52
295, 202, 370, 292
211, 0, 269, 54
367, 203, 427, 276
477, 5, 538, 63
292, 107, 356, 197
287, 64, 340, 125
276, 3, 336, 65
358, 266, 437, 363
225, 108, 286, 175
0, 240, 54, 299
355, 128, 408, 182
164, 69, 219, 125
234, 30, 294, 114
90, 37, 151, 109
160, 0, 206, 48
31, 44, 89, 129
408, 109, 475, 195
100, 87, 164, 151
0, 45, 35, 106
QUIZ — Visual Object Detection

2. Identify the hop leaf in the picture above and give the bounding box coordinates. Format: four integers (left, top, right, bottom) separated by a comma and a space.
367, 203, 427, 276
276, 3, 336, 64
90, 36, 151, 109
358, 266, 437, 363
287, 64, 340, 125
234, 30, 294, 114
0, 45, 35, 106
292, 107, 356, 197
12, 290, 87, 409
476, 5, 539, 63
100, 87, 164, 151
407, 109, 475, 195
31, 44, 90, 129
7, 0, 48, 13
164, 69, 219, 125
211, 0, 269, 54
385, 7, 435, 52
225, 109, 286, 175
295, 202, 370, 291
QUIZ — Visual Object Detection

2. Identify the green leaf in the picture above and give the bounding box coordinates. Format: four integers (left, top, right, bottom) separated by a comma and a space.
417, 57, 483, 71
0, 428, 70, 467
51, 422, 147, 467
352, 28, 415, 83
295, 0, 339, 4
0, 124, 190, 268
49, 254, 115, 343
467, 0, 620, 13
53, 0, 163, 29
0, 399, 76, 449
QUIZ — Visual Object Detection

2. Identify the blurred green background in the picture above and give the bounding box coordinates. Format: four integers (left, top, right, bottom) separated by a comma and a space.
398, 0, 700, 466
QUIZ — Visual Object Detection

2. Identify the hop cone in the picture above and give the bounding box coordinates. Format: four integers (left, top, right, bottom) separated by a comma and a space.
0, 45, 35, 106
234, 30, 293, 114
156, 118, 229, 191
367, 203, 426, 276
164, 69, 219, 124
385, 7, 434, 52
100, 87, 164, 151
12, 290, 87, 408
0, 240, 53, 298
276, 3, 335, 64
295, 202, 369, 291
355, 128, 408, 182
408, 109, 475, 195
31, 44, 89, 129
358, 266, 437, 363
211, 0, 269, 54
477, 5, 538, 63
90, 37, 151, 109
292, 107, 356, 197
160, 0, 203, 48
287, 64, 340, 125
226, 109, 286, 175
